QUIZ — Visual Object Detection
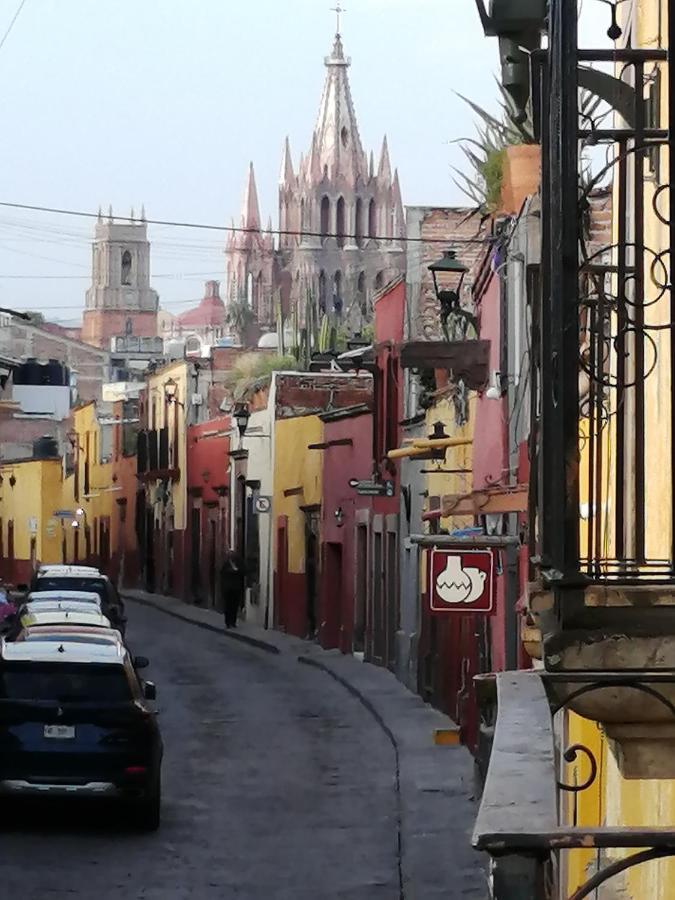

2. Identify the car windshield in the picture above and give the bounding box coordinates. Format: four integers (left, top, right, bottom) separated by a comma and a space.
0, 663, 131, 703
36, 578, 106, 600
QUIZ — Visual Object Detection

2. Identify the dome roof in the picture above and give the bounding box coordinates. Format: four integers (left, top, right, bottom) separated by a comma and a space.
177, 280, 226, 328
258, 332, 279, 349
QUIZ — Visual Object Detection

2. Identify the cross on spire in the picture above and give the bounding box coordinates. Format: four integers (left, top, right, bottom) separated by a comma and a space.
331, 3, 345, 34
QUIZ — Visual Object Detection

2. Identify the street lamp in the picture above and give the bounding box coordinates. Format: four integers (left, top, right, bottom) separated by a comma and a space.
234, 403, 251, 439
429, 250, 471, 342
164, 378, 179, 404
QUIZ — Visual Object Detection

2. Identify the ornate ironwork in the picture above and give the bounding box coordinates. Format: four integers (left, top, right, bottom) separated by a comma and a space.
570, 848, 675, 900
556, 743, 599, 794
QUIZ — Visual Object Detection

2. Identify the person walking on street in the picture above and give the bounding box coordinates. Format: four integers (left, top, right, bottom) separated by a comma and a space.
221, 549, 246, 629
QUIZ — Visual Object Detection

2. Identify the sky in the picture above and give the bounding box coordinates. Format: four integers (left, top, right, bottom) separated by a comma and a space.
0, 0, 609, 321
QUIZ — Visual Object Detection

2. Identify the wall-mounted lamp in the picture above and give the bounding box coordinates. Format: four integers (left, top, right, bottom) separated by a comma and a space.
334, 506, 345, 528
234, 403, 251, 439
8, 475, 16, 488
164, 377, 184, 407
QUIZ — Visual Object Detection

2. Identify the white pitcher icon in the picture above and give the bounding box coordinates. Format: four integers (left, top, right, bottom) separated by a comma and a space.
436, 555, 487, 605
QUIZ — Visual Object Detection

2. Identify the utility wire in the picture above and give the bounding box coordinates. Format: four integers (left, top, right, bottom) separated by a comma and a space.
0, 200, 493, 247
0, 0, 27, 55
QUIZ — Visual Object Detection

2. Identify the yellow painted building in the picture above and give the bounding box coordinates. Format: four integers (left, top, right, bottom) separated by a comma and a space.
145, 361, 189, 531
273, 413, 323, 634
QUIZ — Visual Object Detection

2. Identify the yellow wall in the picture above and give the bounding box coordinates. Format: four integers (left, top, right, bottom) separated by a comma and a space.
146, 361, 188, 530
424, 396, 475, 532
0, 458, 64, 567
274, 415, 323, 573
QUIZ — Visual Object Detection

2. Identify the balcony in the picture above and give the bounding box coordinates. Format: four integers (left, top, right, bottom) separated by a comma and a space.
136, 428, 179, 482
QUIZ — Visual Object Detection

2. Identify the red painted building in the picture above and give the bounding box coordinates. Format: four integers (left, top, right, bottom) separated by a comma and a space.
186, 416, 231, 608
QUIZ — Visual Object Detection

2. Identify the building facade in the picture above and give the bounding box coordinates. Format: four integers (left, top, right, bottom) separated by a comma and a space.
81, 210, 160, 349
225, 31, 405, 335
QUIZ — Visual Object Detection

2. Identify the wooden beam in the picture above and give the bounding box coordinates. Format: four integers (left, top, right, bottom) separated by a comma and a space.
438, 486, 529, 517
399, 339, 490, 390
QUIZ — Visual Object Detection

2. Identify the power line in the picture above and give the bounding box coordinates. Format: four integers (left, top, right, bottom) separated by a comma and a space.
0, 200, 493, 247
0, 0, 27, 55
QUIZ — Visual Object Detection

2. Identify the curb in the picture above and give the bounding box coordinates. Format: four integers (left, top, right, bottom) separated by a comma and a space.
298, 655, 405, 899
123, 592, 280, 655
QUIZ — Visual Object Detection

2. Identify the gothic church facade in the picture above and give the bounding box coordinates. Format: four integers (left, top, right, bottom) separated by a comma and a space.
225, 32, 405, 332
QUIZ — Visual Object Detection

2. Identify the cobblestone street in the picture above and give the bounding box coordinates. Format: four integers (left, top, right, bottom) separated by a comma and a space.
0, 601, 484, 899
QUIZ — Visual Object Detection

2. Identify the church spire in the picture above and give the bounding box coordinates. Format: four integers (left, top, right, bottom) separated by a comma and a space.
378, 135, 392, 183
280, 137, 295, 186
241, 162, 261, 230
306, 33, 367, 185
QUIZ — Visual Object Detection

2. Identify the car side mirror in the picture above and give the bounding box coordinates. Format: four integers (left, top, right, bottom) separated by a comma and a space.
134, 656, 149, 670
143, 681, 157, 701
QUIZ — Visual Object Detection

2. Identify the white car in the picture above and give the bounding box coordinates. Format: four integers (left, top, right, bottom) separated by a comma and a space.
27, 591, 102, 607
17, 610, 112, 631
35, 565, 101, 577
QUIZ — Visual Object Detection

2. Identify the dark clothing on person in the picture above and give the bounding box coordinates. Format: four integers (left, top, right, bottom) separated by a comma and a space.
222, 554, 246, 628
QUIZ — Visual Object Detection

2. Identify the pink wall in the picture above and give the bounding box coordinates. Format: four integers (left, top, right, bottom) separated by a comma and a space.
374, 278, 405, 344
319, 411, 373, 652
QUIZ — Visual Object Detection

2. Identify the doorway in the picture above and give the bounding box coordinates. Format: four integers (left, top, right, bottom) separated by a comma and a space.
304, 509, 320, 638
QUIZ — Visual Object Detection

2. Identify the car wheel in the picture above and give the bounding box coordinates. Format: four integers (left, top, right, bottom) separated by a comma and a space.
133, 775, 161, 832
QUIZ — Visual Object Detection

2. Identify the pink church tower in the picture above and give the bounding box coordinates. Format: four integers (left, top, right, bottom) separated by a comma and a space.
226, 28, 405, 334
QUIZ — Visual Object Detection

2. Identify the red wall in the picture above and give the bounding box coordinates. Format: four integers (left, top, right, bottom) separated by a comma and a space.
318, 412, 373, 652
187, 417, 231, 502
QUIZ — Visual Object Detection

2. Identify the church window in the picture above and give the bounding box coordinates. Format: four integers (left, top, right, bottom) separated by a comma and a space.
319, 270, 327, 314
125, 317, 133, 336
256, 272, 264, 317
355, 198, 363, 247
333, 272, 343, 317
336, 197, 346, 249
341, 126, 349, 149
375, 271, 384, 291
368, 199, 377, 239
357, 271, 366, 294
121, 250, 132, 285
320, 196, 331, 240
247, 273, 254, 307
300, 199, 306, 237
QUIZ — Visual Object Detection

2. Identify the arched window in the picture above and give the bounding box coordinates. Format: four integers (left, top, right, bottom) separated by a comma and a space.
319, 270, 327, 313
357, 271, 366, 294
247, 272, 254, 307
320, 196, 330, 240
256, 272, 264, 317
121, 250, 132, 285
368, 199, 377, 239
300, 198, 306, 237
333, 271, 343, 316
125, 317, 133, 336
355, 198, 363, 247
375, 271, 384, 292
336, 197, 346, 248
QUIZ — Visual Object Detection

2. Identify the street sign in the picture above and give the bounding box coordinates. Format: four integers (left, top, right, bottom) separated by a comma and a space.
255, 496, 272, 514
351, 480, 395, 497
27, 518, 38, 534
53, 510, 75, 519
427, 548, 495, 615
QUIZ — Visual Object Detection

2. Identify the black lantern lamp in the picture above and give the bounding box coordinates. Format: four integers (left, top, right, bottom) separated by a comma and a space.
429, 250, 468, 309
429, 250, 470, 341
234, 403, 251, 439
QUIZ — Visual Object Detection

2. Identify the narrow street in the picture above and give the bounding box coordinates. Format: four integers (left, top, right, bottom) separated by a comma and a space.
0, 602, 404, 900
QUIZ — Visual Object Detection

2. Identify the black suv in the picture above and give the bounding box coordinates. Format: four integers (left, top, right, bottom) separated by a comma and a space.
0, 637, 162, 830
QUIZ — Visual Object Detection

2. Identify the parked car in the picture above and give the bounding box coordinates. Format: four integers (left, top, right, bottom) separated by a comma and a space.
0, 637, 162, 829
12, 611, 113, 637
28, 571, 126, 635
27, 591, 103, 608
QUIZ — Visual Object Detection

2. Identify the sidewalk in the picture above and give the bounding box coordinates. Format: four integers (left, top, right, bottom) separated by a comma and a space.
123, 588, 486, 898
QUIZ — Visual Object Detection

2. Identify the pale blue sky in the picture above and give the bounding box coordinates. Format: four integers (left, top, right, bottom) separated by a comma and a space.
0, 0, 608, 319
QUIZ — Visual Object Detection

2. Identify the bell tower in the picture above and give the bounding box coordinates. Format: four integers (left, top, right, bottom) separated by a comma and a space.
81, 207, 159, 349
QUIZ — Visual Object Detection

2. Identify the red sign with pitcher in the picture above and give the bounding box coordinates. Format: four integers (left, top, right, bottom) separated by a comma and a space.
427, 548, 495, 615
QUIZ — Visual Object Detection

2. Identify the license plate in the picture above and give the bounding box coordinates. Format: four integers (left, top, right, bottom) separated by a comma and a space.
44, 725, 75, 740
